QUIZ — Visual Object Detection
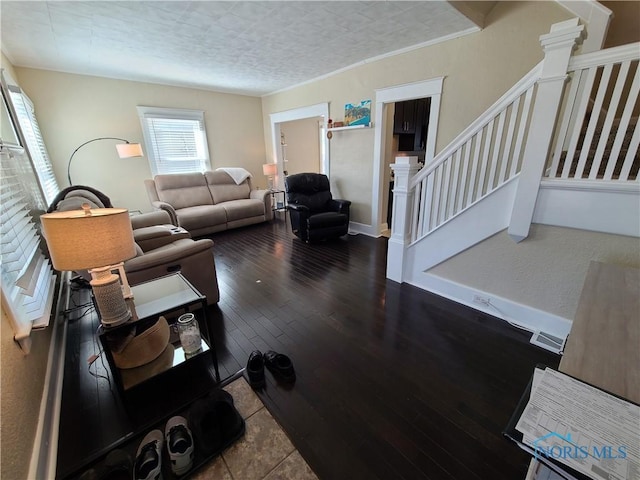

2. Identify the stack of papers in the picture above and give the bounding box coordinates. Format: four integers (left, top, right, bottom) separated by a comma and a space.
514, 367, 640, 480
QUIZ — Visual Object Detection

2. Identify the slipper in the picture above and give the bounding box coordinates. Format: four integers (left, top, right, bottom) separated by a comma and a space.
264, 351, 296, 383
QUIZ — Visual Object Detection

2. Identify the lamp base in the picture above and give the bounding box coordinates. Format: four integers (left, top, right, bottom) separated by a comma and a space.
90, 267, 131, 327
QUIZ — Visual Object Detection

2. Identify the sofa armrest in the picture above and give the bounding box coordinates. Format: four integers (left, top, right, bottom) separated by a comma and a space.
124, 239, 213, 274
150, 201, 178, 226
250, 188, 273, 220
130, 210, 173, 229
250, 188, 269, 202
133, 225, 191, 252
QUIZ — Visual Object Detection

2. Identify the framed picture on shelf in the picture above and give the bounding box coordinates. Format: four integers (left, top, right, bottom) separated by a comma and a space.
344, 100, 371, 126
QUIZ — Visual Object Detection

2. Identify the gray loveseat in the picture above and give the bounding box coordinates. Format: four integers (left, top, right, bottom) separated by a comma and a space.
144, 171, 273, 237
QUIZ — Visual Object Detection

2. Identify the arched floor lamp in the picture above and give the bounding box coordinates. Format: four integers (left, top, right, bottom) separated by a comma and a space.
67, 137, 144, 186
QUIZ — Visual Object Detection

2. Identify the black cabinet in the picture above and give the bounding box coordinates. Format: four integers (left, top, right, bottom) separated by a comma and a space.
393, 100, 418, 134
394, 98, 431, 152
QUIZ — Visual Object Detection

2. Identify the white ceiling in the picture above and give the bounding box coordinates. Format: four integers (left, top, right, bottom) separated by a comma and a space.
1, 1, 480, 96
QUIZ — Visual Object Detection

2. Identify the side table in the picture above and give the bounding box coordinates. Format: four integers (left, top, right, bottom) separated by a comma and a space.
268, 189, 287, 215
97, 273, 220, 393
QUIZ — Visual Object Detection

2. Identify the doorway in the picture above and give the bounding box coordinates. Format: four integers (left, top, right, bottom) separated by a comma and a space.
280, 117, 323, 177
269, 103, 330, 191
383, 98, 432, 235
372, 78, 444, 237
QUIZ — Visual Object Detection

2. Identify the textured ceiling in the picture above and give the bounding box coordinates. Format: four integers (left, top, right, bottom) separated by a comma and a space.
1, 1, 479, 96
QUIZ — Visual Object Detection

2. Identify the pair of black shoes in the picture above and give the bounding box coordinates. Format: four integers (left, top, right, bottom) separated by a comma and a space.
246, 350, 296, 389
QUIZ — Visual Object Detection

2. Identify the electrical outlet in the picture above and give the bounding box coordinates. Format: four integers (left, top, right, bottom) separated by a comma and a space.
472, 294, 490, 305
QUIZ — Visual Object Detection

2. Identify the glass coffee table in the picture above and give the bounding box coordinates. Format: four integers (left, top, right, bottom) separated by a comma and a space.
98, 273, 220, 393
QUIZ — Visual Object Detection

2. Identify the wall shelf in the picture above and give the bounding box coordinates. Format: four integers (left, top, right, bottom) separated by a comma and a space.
328, 123, 372, 132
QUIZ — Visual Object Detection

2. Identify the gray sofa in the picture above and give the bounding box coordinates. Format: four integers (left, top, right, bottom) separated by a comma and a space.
144, 171, 273, 237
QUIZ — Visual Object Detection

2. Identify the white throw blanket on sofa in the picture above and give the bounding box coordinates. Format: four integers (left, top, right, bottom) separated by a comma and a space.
216, 167, 252, 185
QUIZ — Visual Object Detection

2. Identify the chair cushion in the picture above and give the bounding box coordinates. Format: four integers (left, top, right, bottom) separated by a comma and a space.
308, 212, 348, 229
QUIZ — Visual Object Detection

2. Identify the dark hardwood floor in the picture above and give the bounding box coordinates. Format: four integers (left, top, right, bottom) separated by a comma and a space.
57, 216, 559, 479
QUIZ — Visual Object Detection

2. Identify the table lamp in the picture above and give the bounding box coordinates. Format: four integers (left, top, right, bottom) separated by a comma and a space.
263, 163, 277, 190
40, 205, 137, 327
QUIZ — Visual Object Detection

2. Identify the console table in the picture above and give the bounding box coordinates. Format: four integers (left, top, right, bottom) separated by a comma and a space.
524, 261, 640, 479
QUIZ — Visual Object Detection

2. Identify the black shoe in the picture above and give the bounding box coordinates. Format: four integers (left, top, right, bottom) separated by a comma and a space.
101, 449, 132, 480
246, 350, 266, 389
188, 389, 244, 455
188, 397, 222, 455
209, 389, 244, 442
264, 351, 296, 383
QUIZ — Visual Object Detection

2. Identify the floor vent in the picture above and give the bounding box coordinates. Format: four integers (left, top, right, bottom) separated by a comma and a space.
529, 331, 565, 354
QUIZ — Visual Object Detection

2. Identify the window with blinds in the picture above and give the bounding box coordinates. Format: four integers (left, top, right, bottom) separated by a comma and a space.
8, 86, 59, 206
1, 146, 57, 353
1, 74, 58, 353
137, 106, 211, 176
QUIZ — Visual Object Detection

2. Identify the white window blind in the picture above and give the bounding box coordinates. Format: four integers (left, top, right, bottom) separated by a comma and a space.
8, 86, 59, 206
137, 106, 211, 176
1, 146, 57, 353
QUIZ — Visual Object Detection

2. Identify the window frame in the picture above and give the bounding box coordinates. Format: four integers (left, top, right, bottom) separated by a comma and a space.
0, 74, 57, 353
137, 106, 211, 176
5, 81, 60, 207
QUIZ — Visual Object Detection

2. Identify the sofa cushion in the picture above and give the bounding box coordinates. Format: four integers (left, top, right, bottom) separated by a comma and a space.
176, 205, 227, 232
205, 171, 251, 204
221, 199, 265, 222
155, 173, 213, 209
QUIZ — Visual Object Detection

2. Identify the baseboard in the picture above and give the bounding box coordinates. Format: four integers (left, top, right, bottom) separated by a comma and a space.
408, 272, 572, 350
348, 221, 380, 237
28, 272, 70, 480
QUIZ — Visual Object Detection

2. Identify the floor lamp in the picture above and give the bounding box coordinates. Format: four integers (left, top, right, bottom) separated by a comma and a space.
67, 137, 143, 186
40, 205, 137, 327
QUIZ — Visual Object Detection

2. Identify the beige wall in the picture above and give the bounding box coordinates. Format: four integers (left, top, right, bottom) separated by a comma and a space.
602, 1, 640, 48
280, 117, 321, 178
430, 225, 640, 319
13, 69, 266, 213
261, 1, 572, 225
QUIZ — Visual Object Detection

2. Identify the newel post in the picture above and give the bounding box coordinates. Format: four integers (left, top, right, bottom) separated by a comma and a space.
387, 156, 421, 283
508, 18, 585, 242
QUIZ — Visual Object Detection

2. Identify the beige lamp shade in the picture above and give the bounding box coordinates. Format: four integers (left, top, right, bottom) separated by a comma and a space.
262, 163, 277, 176
116, 143, 144, 159
40, 207, 136, 271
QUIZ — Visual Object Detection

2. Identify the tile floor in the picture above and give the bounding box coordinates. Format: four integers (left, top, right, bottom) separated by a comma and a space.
192, 378, 318, 480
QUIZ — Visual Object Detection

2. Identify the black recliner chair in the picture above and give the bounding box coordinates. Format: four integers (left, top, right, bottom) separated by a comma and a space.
284, 173, 351, 243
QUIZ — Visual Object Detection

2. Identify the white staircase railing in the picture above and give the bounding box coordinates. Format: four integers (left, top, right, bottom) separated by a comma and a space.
408, 64, 540, 242
388, 19, 640, 283
547, 43, 639, 182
